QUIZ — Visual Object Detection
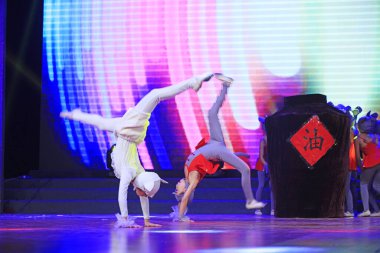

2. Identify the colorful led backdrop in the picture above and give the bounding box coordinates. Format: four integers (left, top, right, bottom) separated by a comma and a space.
41, 0, 380, 171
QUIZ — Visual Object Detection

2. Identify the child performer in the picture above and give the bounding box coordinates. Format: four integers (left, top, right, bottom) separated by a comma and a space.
60, 73, 215, 227
254, 117, 275, 216
344, 128, 361, 217
357, 112, 380, 217
172, 78, 265, 221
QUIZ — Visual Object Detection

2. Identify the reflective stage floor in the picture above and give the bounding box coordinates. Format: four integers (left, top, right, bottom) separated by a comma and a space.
1, 214, 379, 253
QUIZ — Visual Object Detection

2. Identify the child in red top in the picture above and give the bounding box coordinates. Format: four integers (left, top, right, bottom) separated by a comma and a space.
357, 113, 380, 217
173, 79, 265, 221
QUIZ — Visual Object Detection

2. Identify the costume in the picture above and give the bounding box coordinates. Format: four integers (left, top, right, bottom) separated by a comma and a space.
185, 154, 219, 179
362, 142, 380, 168
62, 74, 213, 221
255, 157, 265, 172
184, 85, 254, 203
254, 138, 275, 214
359, 137, 380, 214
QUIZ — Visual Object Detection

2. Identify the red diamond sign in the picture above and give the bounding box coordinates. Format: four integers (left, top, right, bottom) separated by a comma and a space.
289, 115, 335, 168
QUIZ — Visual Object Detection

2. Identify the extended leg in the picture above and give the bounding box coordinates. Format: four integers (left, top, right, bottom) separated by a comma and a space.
218, 148, 254, 202
134, 73, 213, 114
208, 85, 228, 143
60, 109, 120, 132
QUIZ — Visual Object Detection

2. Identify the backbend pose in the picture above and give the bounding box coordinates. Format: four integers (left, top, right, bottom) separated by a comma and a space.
172, 80, 265, 221
60, 73, 214, 227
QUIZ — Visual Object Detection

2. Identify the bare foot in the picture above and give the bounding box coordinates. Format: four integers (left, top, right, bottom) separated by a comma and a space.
192, 72, 214, 92
59, 111, 74, 119
144, 221, 162, 227
60, 109, 81, 120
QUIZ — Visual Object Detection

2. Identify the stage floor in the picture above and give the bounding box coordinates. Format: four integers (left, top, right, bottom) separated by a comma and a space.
1, 214, 379, 253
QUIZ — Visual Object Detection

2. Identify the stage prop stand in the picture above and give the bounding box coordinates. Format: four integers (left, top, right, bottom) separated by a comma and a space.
266, 94, 351, 218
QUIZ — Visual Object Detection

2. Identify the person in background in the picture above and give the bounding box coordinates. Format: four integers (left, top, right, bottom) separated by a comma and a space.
254, 117, 275, 216
357, 112, 380, 217
344, 128, 361, 217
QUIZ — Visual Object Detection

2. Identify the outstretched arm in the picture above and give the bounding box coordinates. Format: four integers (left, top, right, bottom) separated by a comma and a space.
114, 173, 143, 228
178, 171, 200, 220
139, 196, 161, 227
208, 85, 228, 143
60, 109, 120, 132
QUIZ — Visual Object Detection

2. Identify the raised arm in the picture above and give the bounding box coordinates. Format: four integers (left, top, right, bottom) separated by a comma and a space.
60, 109, 120, 132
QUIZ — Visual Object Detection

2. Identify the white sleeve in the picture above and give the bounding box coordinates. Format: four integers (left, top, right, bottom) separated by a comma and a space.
72, 110, 121, 132
139, 196, 150, 220
118, 173, 132, 217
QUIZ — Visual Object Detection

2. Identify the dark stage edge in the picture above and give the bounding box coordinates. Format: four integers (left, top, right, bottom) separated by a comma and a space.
1, 214, 380, 253
4, 176, 277, 215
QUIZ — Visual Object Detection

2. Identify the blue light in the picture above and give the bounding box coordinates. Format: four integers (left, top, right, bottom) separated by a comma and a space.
196, 246, 327, 253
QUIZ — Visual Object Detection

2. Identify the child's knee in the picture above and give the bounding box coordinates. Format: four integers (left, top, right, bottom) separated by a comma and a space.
148, 88, 160, 98
240, 166, 250, 177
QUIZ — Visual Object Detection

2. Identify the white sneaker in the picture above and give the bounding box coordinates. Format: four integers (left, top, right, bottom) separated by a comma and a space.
246, 200, 266, 209
254, 210, 262, 215
192, 73, 214, 92
214, 73, 234, 85
270, 210, 275, 216
370, 211, 380, 217
358, 210, 371, 217
344, 212, 354, 217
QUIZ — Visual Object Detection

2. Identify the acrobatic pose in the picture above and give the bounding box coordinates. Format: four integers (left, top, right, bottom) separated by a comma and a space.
60, 73, 214, 227
172, 79, 265, 221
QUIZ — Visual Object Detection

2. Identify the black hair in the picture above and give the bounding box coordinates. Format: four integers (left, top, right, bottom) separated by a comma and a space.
358, 113, 380, 134
106, 144, 116, 171
215, 161, 224, 170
